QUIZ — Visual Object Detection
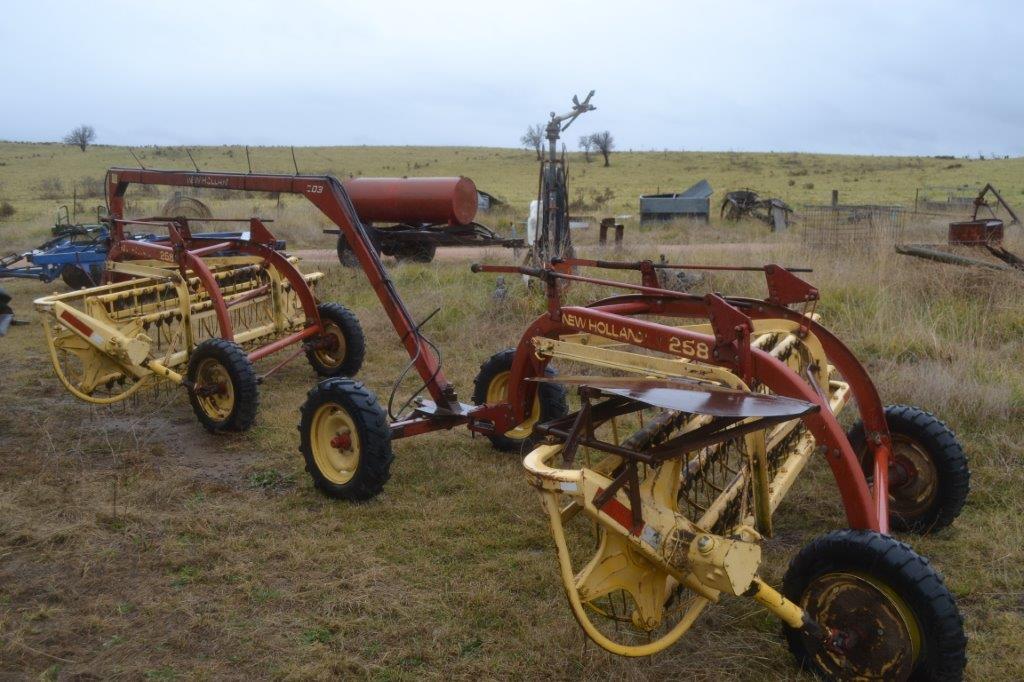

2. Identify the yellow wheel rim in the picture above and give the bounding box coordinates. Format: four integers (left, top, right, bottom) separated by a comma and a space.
314, 322, 347, 369
194, 357, 235, 421
310, 403, 360, 485
486, 370, 542, 439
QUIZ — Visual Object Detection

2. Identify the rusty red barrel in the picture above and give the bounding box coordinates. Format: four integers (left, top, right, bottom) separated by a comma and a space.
343, 177, 478, 226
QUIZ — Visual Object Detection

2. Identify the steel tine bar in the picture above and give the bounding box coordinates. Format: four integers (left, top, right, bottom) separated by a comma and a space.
647, 414, 801, 462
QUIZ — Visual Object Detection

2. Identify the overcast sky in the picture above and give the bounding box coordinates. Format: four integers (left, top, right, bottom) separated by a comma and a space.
2, 1, 1021, 156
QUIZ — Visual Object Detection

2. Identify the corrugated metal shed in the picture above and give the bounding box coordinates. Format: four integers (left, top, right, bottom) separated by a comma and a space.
639, 180, 712, 223
477, 190, 505, 212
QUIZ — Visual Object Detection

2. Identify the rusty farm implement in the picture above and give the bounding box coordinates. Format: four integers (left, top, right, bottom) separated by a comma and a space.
466, 259, 969, 679
34, 168, 968, 679
34, 170, 367, 430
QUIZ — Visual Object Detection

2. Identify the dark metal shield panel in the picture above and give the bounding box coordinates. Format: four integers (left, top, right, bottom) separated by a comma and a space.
528, 375, 817, 419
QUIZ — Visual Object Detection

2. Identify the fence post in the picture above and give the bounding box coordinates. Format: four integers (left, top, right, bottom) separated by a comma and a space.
831, 189, 839, 207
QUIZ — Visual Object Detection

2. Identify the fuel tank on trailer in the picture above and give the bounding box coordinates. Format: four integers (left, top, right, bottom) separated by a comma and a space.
343, 177, 478, 226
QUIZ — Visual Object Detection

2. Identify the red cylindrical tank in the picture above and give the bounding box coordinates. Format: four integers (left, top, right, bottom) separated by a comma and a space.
948, 218, 1003, 246
343, 177, 478, 226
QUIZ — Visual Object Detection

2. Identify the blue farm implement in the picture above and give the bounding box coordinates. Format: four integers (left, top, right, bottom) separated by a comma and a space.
1, 223, 109, 288
2, 214, 285, 289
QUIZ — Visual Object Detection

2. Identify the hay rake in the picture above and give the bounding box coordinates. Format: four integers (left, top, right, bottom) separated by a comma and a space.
466, 258, 970, 679
35, 201, 365, 431
30, 168, 967, 678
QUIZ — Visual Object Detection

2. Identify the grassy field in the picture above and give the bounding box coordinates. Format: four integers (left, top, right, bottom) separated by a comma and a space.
2, 141, 1024, 250
1, 144, 1023, 679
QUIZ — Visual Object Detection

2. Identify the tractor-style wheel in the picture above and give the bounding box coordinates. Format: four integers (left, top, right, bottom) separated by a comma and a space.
187, 338, 259, 432
306, 303, 365, 378
299, 378, 393, 500
61, 264, 96, 290
783, 529, 966, 681
336, 225, 381, 267
471, 348, 567, 453
848, 405, 970, 534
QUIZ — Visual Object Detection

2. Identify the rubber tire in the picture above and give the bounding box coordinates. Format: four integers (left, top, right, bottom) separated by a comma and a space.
61, 264, 95, 290
186, 338, 259, 433
783, 529, 966, 681
471, 348, 568, 453
305, 302, 366, 378
299, 378, 394, 500
336, 225, 381, 267
393, 240, 437, 264
848, 405, 969, 534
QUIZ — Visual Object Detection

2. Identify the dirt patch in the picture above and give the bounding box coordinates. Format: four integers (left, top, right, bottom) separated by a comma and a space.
293, 241, 766, 266
101, 409, 265, 490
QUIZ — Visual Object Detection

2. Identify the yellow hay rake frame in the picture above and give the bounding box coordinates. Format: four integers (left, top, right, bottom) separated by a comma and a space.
35, 256, 323, 403
524, 320, 847, 656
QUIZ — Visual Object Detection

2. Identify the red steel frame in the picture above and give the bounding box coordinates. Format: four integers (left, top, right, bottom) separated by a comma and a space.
103, 208, 329, 364
105, 168, 451, 382
104, 168, 890, 533
474, 259, 892, 534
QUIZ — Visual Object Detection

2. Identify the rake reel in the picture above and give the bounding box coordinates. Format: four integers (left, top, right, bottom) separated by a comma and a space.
470, 258, 969, 679
35, 211, 364, 431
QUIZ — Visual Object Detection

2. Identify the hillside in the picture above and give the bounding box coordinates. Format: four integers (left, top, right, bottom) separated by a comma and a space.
1, 142, 1022, 249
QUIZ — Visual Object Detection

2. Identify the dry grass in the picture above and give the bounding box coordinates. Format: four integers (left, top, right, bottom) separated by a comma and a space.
1, 141, 1023, 252
1, 146, 1024, 679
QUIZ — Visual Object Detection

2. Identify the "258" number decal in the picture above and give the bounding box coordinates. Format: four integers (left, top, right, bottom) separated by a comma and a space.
668, 336, 710, 360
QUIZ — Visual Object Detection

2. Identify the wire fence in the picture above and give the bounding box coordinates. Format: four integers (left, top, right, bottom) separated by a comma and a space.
798, 205, 907, 249
915, 186, 980, 213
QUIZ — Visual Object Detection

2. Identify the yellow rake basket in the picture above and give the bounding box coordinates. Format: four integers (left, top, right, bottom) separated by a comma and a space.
34, 256, 322, 405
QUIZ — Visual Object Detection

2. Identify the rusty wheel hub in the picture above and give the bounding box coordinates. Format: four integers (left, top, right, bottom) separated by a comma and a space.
887, 435, 938, 521
803, 572, 920, 680
193, 358, 234, 421
313, 324, 346, 368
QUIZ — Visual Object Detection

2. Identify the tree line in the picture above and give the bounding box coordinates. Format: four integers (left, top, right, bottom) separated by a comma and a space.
520, 125, 615, 166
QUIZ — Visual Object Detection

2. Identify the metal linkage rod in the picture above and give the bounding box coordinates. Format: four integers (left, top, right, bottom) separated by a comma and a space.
556, 257, 812, 273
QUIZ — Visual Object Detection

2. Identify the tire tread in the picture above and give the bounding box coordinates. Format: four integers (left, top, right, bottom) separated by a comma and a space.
187, 338, 259, 433
783, 529, 966, 681
298, 378, 393, 500
306, 302, 365, 378
848, 404, 969, 533
471, 348, 568, 453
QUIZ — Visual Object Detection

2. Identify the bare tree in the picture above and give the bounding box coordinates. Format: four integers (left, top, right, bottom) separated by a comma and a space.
590, 131, 614, 166
520, 124, 543, 160
578, 134, 594, 162
63, 125, 96, 152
